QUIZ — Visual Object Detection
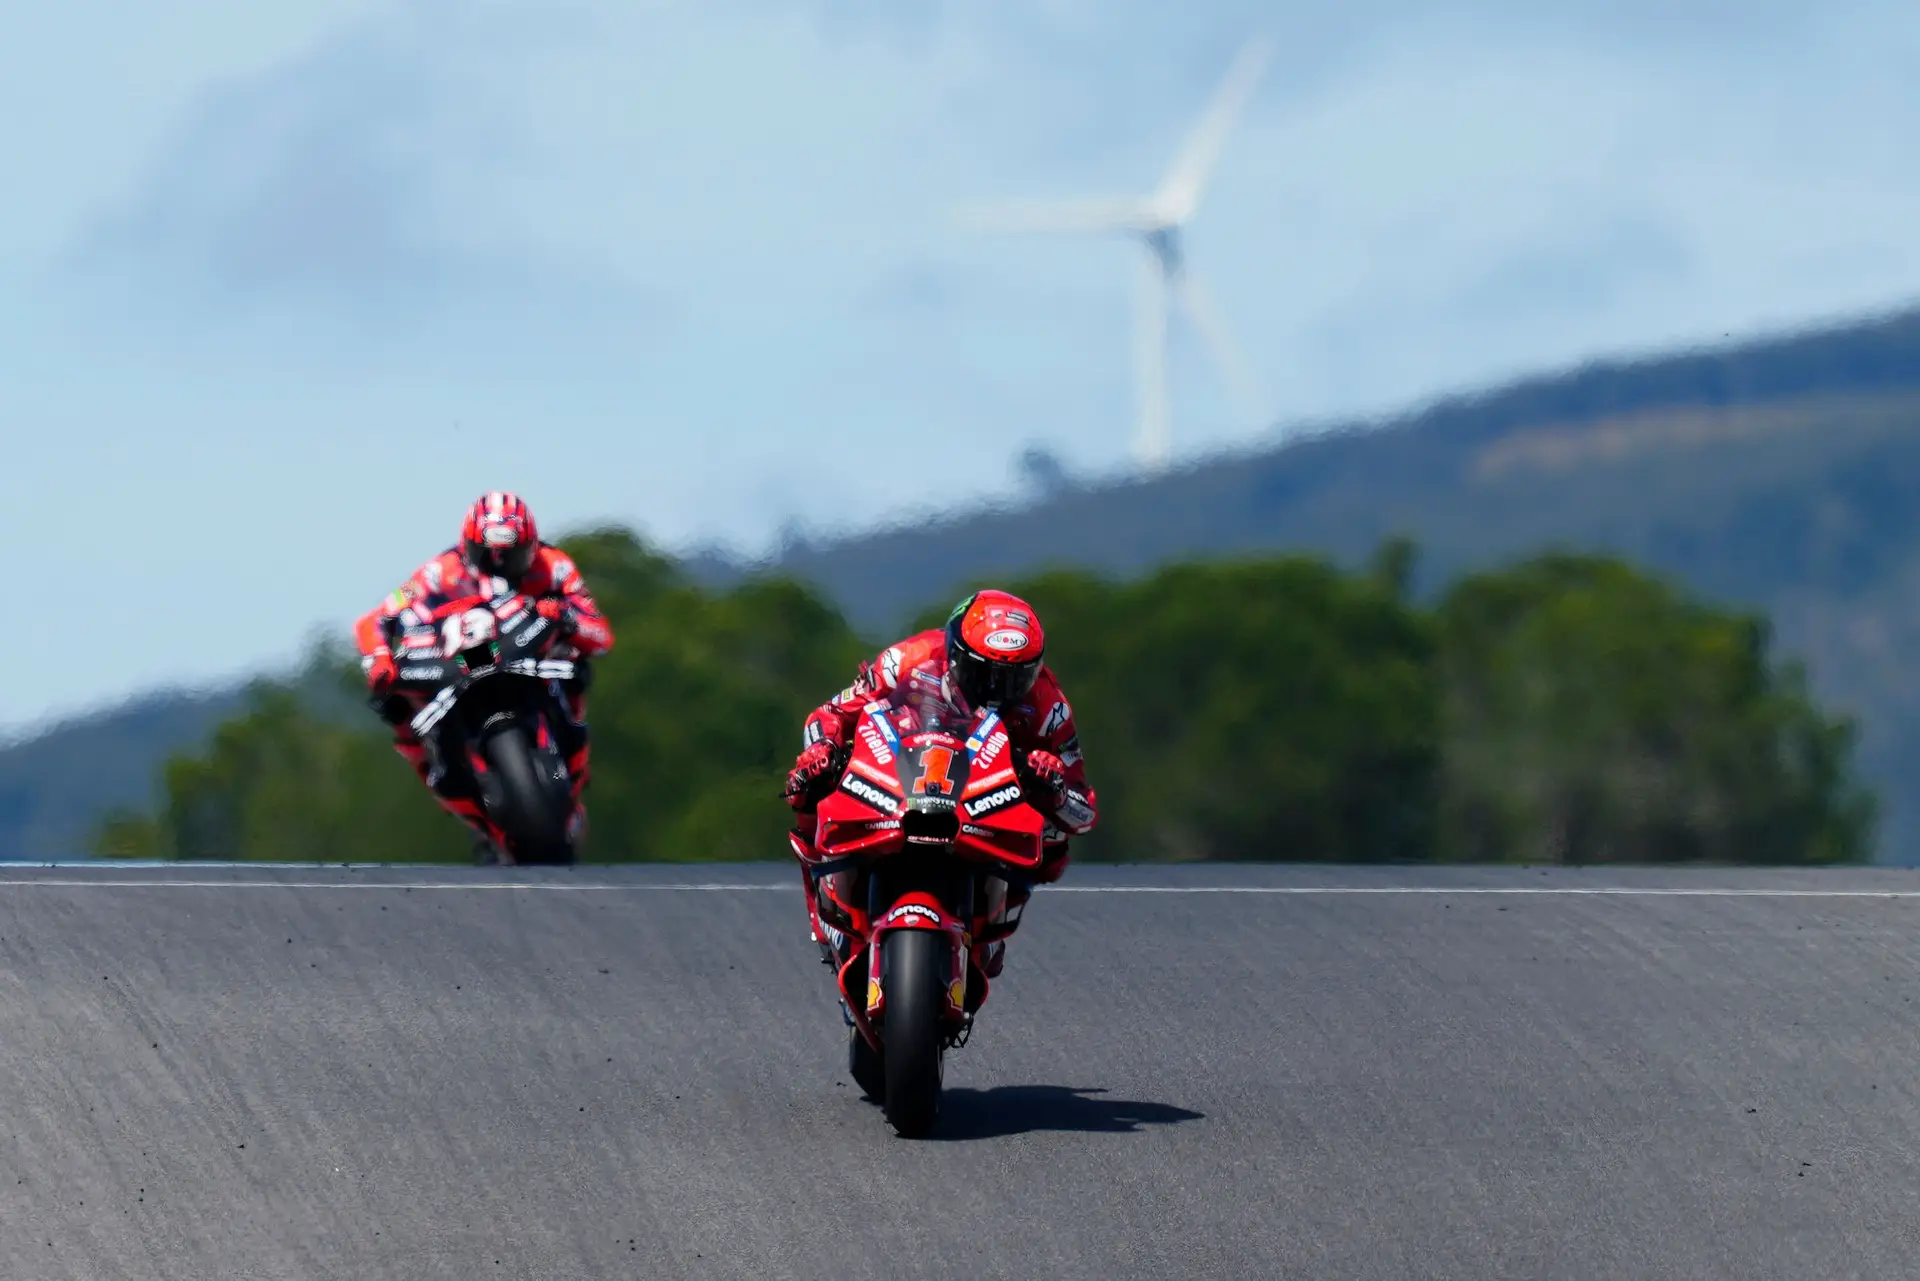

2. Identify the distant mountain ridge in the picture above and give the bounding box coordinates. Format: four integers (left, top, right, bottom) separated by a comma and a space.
11, 301, 1920, 860
769, 301, 1920, 630
0, 688, 243, 861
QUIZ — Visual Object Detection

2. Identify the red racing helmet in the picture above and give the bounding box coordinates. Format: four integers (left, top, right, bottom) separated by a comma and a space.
461, 491, 540, 581
943, 589, 1046, 710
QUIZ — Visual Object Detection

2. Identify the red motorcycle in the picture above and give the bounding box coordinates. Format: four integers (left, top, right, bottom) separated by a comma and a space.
790, 680, 1048, 1137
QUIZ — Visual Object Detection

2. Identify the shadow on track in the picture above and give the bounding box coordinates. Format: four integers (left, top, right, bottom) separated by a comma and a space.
927, 1086, 1204, 1141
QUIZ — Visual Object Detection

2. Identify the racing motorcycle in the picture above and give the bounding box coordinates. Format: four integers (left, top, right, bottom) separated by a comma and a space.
792, 678, 1049, 1137
379, 582, 583, 865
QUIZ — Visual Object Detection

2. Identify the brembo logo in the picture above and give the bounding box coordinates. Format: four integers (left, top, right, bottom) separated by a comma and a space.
842, 776, 900, 815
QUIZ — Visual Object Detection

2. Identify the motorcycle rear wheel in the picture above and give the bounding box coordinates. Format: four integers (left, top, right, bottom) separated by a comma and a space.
880, 930, 945, 1137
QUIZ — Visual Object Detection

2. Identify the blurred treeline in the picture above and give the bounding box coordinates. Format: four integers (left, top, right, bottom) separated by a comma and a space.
94, 528, 1875, 865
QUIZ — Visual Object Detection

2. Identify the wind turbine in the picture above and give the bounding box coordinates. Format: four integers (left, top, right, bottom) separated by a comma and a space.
956, 38, 1274, 472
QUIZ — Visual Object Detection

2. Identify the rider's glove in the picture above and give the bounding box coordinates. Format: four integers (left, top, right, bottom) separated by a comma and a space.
1023, 750, 1069, 803
535, 597, 578, 638
785, 741, 840, 808
363, 649, 397, 694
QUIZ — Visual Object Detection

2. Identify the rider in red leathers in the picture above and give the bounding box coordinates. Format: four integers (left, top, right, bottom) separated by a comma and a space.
784, 589, 1097, 981
353, 491, 615, 854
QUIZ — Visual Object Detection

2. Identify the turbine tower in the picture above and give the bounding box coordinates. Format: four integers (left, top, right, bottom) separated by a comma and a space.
956, 38, 1273, 472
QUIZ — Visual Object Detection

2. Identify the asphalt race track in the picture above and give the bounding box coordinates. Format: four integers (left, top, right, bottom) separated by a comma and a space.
4, 862, 1920, 1279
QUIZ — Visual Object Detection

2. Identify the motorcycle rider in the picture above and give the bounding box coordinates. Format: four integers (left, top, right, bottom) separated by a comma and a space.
353, 491, 616, 854
784, 588, 1097, 982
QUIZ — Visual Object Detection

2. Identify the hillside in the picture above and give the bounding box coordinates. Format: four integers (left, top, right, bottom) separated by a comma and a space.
11, 302, 1920, 860
0, 689, 243, 861
771, 304, 1920, 627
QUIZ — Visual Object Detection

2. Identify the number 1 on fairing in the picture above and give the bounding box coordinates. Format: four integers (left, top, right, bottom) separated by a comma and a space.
914, 746, 956, 796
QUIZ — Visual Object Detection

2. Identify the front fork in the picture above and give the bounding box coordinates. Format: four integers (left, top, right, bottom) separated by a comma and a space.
838, 865, 975, 1051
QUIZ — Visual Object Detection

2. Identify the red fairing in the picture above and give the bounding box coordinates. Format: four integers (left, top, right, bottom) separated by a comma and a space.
862, 891, 972, 1026
799, 629, 1097, 837
354, 545, 615, 662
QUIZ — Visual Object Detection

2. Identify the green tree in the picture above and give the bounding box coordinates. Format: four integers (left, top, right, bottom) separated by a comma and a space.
95, 535, 1875, 867
1435, 553, 1874, 864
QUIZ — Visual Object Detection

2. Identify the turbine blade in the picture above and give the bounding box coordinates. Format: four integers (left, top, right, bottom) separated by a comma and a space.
1174, 266, 1264, 426
952, 196, 1152, 235
1135, 250, 1172, 470
1153, 36, 1273, 224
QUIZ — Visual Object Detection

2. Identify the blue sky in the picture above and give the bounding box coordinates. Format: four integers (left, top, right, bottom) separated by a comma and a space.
8, 0, 1920, 733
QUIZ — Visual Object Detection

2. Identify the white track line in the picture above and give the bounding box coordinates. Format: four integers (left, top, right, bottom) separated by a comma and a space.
0, 879, 1918, 898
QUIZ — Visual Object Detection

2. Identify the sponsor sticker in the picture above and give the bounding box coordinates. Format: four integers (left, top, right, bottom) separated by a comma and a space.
982, 628, 1030, 652
1042, 700, 1070, 737
965, 783, 1023, 818
840, 775, 901, 815
864, 706, 902, 751
974, 729, 1008, 768
482, 525, 519, 546
882, 903, 943, 927
858, 721, 895, 765
965, 767, 1016, 795
965, 710, 1003, 759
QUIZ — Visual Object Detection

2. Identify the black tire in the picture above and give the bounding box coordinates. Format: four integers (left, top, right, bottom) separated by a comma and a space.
848, 1023, 885, 1102
880, 929, 946, 1137
481, 725, 573, 865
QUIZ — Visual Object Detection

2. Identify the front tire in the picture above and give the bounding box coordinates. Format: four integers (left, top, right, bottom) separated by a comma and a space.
481, 725, 573, 865
880, 929, 946, 1137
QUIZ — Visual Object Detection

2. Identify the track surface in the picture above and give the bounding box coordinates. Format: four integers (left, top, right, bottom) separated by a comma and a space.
4, 862, 1920, 1279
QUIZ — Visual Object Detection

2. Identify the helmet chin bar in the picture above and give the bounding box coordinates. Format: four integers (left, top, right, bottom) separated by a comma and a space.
949, 652, 1039, 711
467, 540, 536, 581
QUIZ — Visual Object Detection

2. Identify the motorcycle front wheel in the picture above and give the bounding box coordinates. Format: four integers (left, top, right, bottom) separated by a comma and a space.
880, 929, 946, 1137
481, 724, 574, 865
